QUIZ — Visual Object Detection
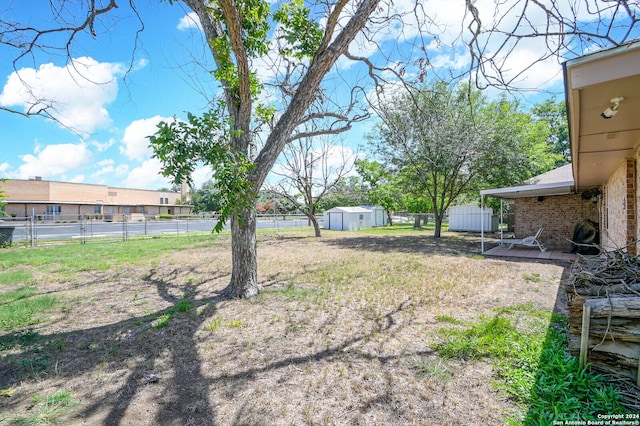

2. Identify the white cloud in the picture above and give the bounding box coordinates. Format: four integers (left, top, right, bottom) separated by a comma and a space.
93, 159, 115, 177
0, 162, 9, 174
69, 175, 85, 183
192, 165, 213, 188
124, 158, 170, 189
177, 12, 202, 31
10, 143, 91, 180
90, 138, 115, 152
0, 57, 123, 135
120, 116, 173, 161
92, 159, 130, 179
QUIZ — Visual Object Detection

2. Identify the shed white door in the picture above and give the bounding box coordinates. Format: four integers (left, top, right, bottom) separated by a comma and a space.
375, 209, 384, 226
330, 212, 343, 230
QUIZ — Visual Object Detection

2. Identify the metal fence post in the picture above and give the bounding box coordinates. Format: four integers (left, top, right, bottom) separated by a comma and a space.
123, 215, 129, 241
80, 216, 86, 244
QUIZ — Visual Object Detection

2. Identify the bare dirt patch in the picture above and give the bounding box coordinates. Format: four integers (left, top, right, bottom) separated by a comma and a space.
0, 230, 569, 425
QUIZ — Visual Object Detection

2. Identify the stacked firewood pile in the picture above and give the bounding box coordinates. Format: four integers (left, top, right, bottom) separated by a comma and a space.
565, 249, 640, 392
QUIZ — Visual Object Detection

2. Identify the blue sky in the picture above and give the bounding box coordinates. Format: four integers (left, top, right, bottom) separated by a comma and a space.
0, 1, 577, 191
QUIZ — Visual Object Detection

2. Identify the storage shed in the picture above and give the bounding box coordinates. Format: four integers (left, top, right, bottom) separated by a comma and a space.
323, 206, 373, 231
361, 205, 388, 227
448, 204, 498, 232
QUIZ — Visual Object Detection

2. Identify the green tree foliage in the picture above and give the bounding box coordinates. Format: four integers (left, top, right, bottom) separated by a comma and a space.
0, 179, 6, 215
531, 98, 570, 166
475, 96, 562, 193
370, 81, 559, 237
355, 159, 404, 225
150, 0, 379, 297
150, 108, 255, 232
256, 191, 298, 215
190, 180, 223, 213
316, 176, 371, 211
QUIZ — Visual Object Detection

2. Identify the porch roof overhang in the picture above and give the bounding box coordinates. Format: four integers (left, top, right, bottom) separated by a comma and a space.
564, 40, 640, 192
480, 181, 575, 199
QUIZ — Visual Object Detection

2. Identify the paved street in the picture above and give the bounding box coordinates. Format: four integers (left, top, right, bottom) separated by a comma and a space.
7, 217, 315, 243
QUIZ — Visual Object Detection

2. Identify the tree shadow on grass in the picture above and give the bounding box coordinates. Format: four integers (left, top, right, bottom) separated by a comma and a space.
322, 232, 483, 257
0, 267, 431, 425
0, 266, 228, 425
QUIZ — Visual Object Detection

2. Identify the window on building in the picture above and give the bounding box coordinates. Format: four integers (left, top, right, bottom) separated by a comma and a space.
108, 191, 117, 197
165, 197, 169, 205
107, 207, 114, 214
94, 206, 101, 214
123, 207, 130, 214
46, 205, 61, 216
160, 198, 164, 205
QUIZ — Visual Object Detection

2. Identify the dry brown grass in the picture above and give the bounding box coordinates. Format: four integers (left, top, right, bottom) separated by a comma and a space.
0, 229, 569, 425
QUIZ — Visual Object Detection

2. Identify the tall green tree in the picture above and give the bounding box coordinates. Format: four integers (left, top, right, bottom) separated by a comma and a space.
531, 99, 570, 166
475, 97, 562, 193
371, 82, 529, 237
149, 0, 379, 297
190, 180, 223, 213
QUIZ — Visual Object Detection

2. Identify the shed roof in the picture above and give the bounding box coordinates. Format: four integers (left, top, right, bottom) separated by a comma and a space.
325, 206, 372, 213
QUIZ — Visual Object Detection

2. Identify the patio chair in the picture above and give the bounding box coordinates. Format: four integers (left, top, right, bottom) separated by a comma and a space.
507, 227, 546, 252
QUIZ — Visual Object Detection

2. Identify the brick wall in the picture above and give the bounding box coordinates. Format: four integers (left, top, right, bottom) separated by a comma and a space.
514, 193, 598, 250
601, 160, 630, 251
2, 180, 51, 201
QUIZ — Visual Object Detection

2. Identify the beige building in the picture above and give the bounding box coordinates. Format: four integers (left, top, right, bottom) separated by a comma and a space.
1, 178, 192, 220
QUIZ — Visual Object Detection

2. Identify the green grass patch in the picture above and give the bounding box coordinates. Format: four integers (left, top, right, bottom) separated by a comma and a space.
523, 273, 542, 283
357, 221, 446, 234
0, 329, 40, 350
435, 315, 466, 325
0, 234, 225, 272
0, 270, 33, 285
0, 292, 59, 331
8, 391, 78, 425
206, 316, 245, 331
436, 315, 525, 360
434, 310, 633, 424
0, 286, 36, 303
152, 298, 193, 329
261, 283, 319, 301
412, 358, 452, 383
207, 316, 223, 332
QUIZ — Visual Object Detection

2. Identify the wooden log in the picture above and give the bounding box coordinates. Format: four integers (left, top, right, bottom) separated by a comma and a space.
586, 338, 640, 371
568, 283, 640, 297
586, 320, 640, 343
585, 296, 640, 318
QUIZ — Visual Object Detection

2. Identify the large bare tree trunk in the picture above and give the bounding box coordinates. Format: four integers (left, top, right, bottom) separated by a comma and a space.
434, 214, 443, 238
226, 208, 259, 298
309, 214, 322, 237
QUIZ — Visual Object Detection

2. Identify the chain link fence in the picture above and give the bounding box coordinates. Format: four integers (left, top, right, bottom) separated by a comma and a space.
0, 213, 321, 247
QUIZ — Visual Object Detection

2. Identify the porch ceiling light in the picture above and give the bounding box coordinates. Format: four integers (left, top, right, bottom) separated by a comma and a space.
601, 96, 624, 119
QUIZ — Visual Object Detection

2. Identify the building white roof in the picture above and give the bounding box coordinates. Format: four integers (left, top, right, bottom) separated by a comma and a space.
480, 164, 575, 199
325, 206, 372, 214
